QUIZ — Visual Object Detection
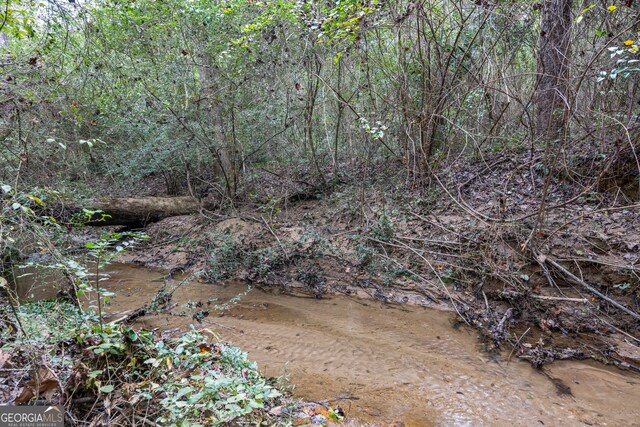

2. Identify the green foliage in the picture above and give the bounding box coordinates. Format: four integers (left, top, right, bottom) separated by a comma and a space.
205, 231, 242, 282
354, 241, 374, 267
303, 0, 383, 45
0, 299, 89, 344
599, 44, 640, 81
370, 213, 395, 242
0, 301, 286, 425
84, 231, 149, 265
242, 227, 331, 278
147, 328, 282, 426
0, 0, 36, 39
1, 0, 639, 208
0, 184, 71, 281
83, 231, 148, 329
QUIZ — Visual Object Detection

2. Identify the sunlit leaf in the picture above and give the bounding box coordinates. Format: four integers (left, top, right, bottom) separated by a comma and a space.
26, 194, 45, 207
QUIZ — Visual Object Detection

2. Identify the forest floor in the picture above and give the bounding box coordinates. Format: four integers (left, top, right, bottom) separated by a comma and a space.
119, 152, 640, 372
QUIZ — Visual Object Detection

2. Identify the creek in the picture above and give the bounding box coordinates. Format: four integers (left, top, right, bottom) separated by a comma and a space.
14, 263, 640, 426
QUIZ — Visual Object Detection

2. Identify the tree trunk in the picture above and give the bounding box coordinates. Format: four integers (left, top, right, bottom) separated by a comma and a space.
535, 0, 573, 144
69, 196, 216, 227
304, 54, 324, 184
198, 63, 234, 196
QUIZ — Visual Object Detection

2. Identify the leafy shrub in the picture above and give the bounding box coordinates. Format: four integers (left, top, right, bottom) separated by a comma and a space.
148, 329, 281, 426
205, 231, 242, 281
0, 299, 90, 343
1, 302, 287, 426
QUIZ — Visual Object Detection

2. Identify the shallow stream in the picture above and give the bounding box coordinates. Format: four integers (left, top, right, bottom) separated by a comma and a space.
14, 263, 640, 426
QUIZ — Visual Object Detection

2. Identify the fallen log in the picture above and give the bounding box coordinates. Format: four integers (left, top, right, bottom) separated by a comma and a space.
77, 196, 215, 227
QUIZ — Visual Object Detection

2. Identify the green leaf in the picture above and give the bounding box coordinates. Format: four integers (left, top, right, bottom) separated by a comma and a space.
126, 328, 138, 341
99, 385, 114, 393
26, 194, 45, 207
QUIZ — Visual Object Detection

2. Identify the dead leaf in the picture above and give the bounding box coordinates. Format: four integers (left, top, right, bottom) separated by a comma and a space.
15, 367, 60, 404
0, 349, 11, 369
198, 343, 212, 353
623, 253, 639, 264
612, 337, 640, 364
269, 405, 283, 416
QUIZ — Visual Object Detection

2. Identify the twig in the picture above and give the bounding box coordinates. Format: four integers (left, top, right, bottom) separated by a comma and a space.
374, 251, 439, 300
260, 215, 289, 261
507, 327, 531, 364
331, 228, 359, 237
366, 236, 467, 259
389, 238, 469, 324
531, 295, 588, 303
395, 234, 461, 248
534, 254, 565, 295
134, 415, 161, 427
457, 157, 510, 189
30, 396, 97, 406
540, 255, 640, 321
332, 395, 360, 401
544, 203, 640, 243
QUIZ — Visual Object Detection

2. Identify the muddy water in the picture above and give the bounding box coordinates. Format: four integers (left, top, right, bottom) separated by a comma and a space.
14, 264, 640, 426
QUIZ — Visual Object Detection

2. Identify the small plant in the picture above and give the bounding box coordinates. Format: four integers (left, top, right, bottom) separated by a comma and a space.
1, 303, 288, 424
613, 282, 630, 290
84, 231, 148, 331
205, 231, 241, 281
70, 208, 112, 227
370, 214, 395, 242
257, 195, 283, 222
358, 117, 388, 140
354, 241, 374, 267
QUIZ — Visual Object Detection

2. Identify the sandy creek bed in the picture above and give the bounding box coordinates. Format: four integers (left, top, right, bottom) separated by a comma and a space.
15, 263, 640, 426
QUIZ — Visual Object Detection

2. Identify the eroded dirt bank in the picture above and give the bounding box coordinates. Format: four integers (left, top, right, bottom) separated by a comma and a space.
118, 158, 640, 373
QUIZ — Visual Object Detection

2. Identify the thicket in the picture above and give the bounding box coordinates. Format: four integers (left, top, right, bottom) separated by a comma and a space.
1, 0, 638, 201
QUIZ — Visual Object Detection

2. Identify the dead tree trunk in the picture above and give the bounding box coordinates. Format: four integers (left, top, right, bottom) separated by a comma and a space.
535, 0, 573, 144
69, 196, 216, 227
